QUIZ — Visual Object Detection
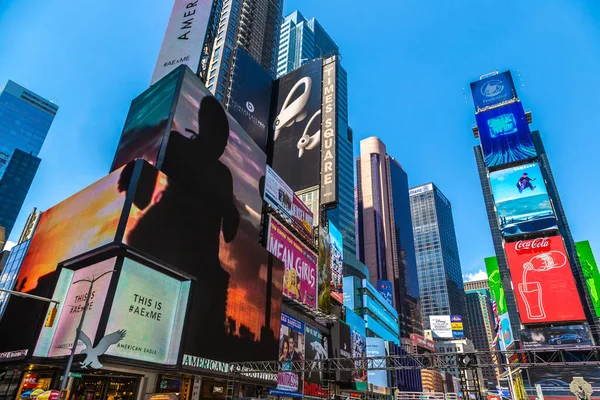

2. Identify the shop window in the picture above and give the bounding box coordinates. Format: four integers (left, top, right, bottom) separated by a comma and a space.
15, 371, 54, 399
0, 369, 22, 400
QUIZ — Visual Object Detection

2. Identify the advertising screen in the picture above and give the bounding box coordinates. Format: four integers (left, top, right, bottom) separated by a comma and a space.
470, 71, 517, 111
410, 333, 435, 352
576, 241, 600, 318
329, 222, 343, 304
264, 166, 313, 240
317, 225, 331, 313
485, 256, 514, 350
278, 313, 305, 394
271, 59, 323, 191
366, 337, 388, 388
346, 309, 367, 383
320, 57, 338, 207
304, 324, 328, 398
267, 216, 317, 308
476, 101, 536, 168
150, 0, 212, 85
227, 47, 273, 153
527, 366, 600, 392
429, 315, 452, 339
34, 259, 116, 358
505, 236, 586, 324
520, 325, 592, 349
0, 165, 129, 353
376, 280, 393, 306
489, 162, 557, 237
450, 315, 464, 338
103, 258, 190, 364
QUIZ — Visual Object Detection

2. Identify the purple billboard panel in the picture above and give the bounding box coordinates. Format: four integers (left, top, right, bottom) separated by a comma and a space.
267, 216, 317, 308
277, 313, 305, 394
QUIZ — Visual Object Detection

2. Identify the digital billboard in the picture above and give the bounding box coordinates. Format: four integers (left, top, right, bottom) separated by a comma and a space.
346, 309, 367, 383
470, 71, 517, 111
429, 315, 452, 339
103, 258, 190, 364
331, 320, 352, 384
0, 165, 129, 353
450, 315, 464, 338
320, 57, 338, 206
267, 216, 317, 308
121, 67, 283, 363
485, 256, 514, 350
410, 333, 435, 352
520, 325, 592, 349
150, 0, 212, 85
476, 101, 536, 168
264, 166, 313, 240
329, 222, 343, 304
304, 324, 329, 398
277, 313, 305, 394
227, 47, 273, 153
489, 162, 557, 237
505, 236, 585, 324
576, 241, 600, 318
317, 225, 331, 313
366, 337, 388, 388
271, 59, 323, 192
376, 280, 393, 306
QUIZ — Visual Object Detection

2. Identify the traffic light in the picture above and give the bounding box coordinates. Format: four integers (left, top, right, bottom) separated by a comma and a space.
45, 305, 58, 327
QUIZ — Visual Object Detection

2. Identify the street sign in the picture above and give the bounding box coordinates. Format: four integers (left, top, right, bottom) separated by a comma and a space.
69, 372, 82, 378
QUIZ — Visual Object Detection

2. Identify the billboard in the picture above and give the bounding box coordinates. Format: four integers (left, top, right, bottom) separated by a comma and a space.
505, 236, 586, 324
317, 225, 332, 313
346, 309, 367, 383
271, 59, 323, 192
264, 166, 314, 240
429, 315, 452, 339
366, 337, 388, 388
227, 47, 273, 153
470, 71, 517, 111
329, 222, 343, 304
277, 313, 305, 394
520, 325, 593, 349
476, 101, 536, 168
103, 258, 190, 364
320, 57, 338, 206
576, 241, 600, 318
376, 280, 393, 306
489, 162, 557, 237
410, 333, 435, 352
304, 324, 329, 398
485, 256, 514, 350
267, 216, 317, 308
450, 315, 465, 338
150, 0, 212, 85
0, 165, 129, 353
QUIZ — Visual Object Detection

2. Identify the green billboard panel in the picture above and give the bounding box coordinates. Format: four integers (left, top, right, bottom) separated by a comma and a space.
576, 241, 600, 318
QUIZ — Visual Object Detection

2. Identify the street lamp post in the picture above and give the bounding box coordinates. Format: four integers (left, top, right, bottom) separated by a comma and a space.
59, 270, 114, 393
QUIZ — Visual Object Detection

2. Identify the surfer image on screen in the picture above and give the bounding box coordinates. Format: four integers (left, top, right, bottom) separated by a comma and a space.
516, 172, 536, 193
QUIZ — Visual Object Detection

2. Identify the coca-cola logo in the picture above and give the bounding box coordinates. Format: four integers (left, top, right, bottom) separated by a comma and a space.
515, 238, 550, 251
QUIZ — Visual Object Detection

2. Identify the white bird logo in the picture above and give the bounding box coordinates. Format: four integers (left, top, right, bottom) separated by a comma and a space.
79, 330, 126, 369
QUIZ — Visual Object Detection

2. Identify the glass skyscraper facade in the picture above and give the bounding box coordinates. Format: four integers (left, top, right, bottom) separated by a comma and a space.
0, 81, 57, 240
409, 183, 467, 331
0, 239, 30, 319
276, 11, 339, 78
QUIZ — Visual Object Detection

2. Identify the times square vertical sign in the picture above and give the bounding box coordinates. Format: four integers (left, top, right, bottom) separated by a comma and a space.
320, 57, 338, 207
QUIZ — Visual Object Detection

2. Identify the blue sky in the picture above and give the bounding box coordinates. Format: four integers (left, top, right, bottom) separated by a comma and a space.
1, 0, 600, 280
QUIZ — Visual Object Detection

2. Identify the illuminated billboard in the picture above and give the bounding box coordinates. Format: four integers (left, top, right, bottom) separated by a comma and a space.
329, 222, 343, 304
485, 256, 514, 350
450, 315, 464, 338
304, 324, 328, 398
376, 280, 393, 306
317, 225, 331, 313
267, 216, 317, 308
470, 71, 517, 111
320, 57, 338, 206
489, 162, 557, 237
150, 0, 212, 85
410, 333, 435, 352
429, 315, 452, 339
505, 236, 585, 324
520, 325, 592, 349
264, 166, 314, 240
277, 313, 305, 394
346, 309, 367, 383
366, 337, 388, 388
227, 47, 273, 153
476, 101, 536, 168
576, 241, 600, 318
271, 59, 323, 191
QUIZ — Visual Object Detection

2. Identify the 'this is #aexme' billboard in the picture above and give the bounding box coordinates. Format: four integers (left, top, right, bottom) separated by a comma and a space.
505, 236, 585, 324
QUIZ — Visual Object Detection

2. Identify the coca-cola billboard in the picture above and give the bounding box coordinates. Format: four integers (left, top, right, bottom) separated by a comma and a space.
505, 236, 585, 324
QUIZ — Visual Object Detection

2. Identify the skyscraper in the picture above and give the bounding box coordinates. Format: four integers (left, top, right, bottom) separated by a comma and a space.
356, 137, 421, 337
276, 11, 339, 78
0, 81, 57, 241
410, 183, 467, 330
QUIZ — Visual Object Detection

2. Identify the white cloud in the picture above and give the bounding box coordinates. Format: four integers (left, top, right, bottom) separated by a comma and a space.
3, 241, 16, 251
463, 269, 488, 282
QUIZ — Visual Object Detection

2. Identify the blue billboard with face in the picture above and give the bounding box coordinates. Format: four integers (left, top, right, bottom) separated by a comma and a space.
476, 101, 536, 168
489, 162, 558, 237
470, 71, 517, 111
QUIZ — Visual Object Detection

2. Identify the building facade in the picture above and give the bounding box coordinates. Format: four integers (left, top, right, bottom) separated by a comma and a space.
0, 81, 57, 241
463, 279, 488, 292
409, 183, 467, 331
356, 137, 421, 337
276, 11, 339, 78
